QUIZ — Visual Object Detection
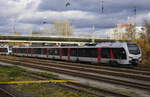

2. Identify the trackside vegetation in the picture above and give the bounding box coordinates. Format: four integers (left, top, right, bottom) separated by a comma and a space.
135, 21, 150, 67
125, 21, 150, 67
0, 65, 98, 97
135, 40, 150, 67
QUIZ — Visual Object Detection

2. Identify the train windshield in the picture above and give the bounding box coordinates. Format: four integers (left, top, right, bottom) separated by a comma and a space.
127, 43, 140, 55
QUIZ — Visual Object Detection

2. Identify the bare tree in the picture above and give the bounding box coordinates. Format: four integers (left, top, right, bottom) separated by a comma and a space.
143, 21, 150, 42
125, 24, 136, 40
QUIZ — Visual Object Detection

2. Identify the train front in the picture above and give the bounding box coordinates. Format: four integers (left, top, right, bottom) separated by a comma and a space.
127, 42, 142, 66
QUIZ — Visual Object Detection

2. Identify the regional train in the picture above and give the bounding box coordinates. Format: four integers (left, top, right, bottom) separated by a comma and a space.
0, 47, 11, 55
11, 42, 142, 66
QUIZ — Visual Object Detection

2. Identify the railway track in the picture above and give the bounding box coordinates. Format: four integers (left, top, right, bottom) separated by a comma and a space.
19, 58, 150, 81
7, 56, 150, 76
2, 56, 150, 76
0, 65, 130, 97
134, 66, 150, 72
27, 73, 130, 97
42, 60, 150, 75
0, 87, 16, 97
0, 57, 150, 92
1, 56, 150, 81
0, 59, 133, 97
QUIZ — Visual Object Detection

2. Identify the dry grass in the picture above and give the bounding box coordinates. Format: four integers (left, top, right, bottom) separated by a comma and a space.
0, 65, 98, 97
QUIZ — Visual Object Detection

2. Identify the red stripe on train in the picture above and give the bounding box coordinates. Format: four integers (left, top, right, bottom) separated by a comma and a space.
110, 48, 115, 59
68, 48, 71, 60
60, 48, 62, 59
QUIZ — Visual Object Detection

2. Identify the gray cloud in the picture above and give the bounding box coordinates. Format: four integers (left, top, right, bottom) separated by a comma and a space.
0, 0, 150, 36
36, 0, 150, 28
38, 0, 150, 13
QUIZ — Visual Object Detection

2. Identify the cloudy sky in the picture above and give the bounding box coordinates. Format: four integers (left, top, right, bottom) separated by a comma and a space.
0, 0, 150, 37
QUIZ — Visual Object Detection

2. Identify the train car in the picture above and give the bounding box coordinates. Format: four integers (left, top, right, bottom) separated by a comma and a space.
12, 42, 142, 66
0, 47, 11, 55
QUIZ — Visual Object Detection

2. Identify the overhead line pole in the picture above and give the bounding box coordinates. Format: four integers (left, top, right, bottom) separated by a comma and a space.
134, 6, 137, 26
101, 0, 104, 13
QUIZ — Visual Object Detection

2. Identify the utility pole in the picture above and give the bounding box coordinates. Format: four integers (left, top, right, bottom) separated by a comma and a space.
101, 0, 104, 13
92, 25, 95, 43
12, 19, 16, 34
134, 6, 137, 25
13, 24, 16, 33
66, 0, 71, 7
134, 6, 137, 39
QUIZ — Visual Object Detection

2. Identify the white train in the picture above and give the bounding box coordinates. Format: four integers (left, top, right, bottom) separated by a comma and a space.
12, 42, 142, 66
0, 47, 11, 55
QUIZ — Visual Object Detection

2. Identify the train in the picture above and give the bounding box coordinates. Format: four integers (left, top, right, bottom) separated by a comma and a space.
0, 47, 11, 55
10, 42, 142, 66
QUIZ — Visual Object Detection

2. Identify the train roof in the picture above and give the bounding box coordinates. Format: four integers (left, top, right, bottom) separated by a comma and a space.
96, 42, 128, 47
13, 42, 137, 48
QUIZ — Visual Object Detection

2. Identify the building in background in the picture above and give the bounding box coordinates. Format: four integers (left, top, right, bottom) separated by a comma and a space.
52, 20, 73, 37
31, 32, 43, 36
12, 32, 22, 36
30, 20, 73, 37
108, 24, 145, 40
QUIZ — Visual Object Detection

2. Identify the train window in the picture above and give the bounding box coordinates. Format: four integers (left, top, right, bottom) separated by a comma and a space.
49, 48, 55, 55
16, 48, 19, 53
23, 49, 25, 53
12, 48, 15, 53
78, 48, 97, 58
0, 48, 7, 52
28, 48, 31, 54
38, 48, 42, 54
13, 49, 15, 53
54, 48, 60, 55
22, 48, 26, 53
23, 48, 26, 53
0, 48, 3, 52
31, 48, 34, 54
0, 48, 2, 52
33, 48, 42, 54
71, 48, 78, 56
24, 48, 27, 53
78, 48, 84, 57
18, 48, 20, 53
4, 48, 7, 52
112, 48, 127, 59
32, 48, 36, 54
127, 44, 140, 55
101, 48, 110, 58
41, 48, 47, 55
14, 48, 16, 53
19, 48, 21, 53
88, 48, 97, 58
78, 48, 83, 57
19, 48, 25, 53
62, 48, 68, 56
2, 48, 3, 52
